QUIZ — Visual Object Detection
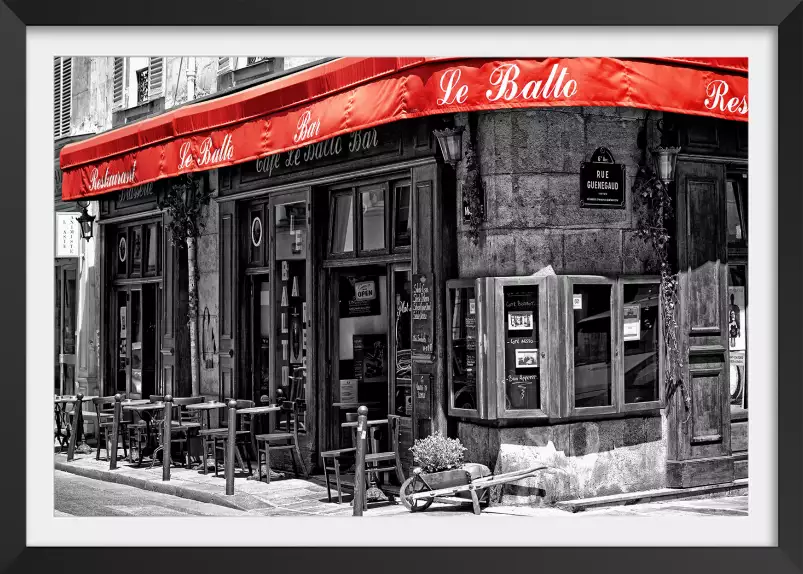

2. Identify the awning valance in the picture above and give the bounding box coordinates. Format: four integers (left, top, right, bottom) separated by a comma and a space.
59, 57, 748, 201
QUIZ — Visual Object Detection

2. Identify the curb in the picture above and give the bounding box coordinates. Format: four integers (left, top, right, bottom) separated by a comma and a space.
555, 479, 749, 513
55, 460, 257, 511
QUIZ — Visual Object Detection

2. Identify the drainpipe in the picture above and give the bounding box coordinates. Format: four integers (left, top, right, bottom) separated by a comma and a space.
187, 57, 196, 102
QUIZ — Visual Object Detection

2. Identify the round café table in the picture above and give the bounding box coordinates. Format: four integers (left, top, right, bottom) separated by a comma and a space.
123, 402, 167, 466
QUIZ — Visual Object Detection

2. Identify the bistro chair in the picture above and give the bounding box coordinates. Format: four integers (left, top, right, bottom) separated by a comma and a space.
127, 395, 164, 466
254, 392, 308, 484
201, 399, 255, 477
90, 396, 130, 461
320, 440, 356, 503
359, 414, 404, 508
168, 396, 204, 468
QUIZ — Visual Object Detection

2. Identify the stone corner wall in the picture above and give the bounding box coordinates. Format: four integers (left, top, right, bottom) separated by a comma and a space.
458, 416, 667, 505
456, 107, 662, 278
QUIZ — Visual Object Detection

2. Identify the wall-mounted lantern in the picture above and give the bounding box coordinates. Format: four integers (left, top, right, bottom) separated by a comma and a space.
433, 126, 464, 167
75, 201, 95, 242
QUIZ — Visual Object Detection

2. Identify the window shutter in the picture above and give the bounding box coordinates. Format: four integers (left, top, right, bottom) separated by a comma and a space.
53, 57, 62, 138
218, 57, 231, 74
113, 57, 126, 110
148, 57, 164, 100
60, 57, 72, 137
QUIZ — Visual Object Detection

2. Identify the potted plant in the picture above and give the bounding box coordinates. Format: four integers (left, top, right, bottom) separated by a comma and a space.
401, 433, 492, 511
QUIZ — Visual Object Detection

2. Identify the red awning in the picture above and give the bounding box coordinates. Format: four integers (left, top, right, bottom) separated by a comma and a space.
59, 57, 748, 201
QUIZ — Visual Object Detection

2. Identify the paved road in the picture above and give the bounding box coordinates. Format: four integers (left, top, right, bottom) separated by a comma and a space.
54, 471, 244, 517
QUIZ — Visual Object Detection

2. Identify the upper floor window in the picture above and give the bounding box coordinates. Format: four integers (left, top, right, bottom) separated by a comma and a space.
113, 57, 164, 111
53, 57, 72, 138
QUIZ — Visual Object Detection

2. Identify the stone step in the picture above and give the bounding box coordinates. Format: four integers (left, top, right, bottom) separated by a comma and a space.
555, 478, 748, 513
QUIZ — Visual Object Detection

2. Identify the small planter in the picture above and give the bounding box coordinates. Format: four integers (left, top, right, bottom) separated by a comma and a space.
401, 463, 492, 511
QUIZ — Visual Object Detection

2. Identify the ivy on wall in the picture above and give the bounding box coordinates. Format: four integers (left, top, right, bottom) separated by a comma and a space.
632, 136, 690, 419
462, 113, 485, 246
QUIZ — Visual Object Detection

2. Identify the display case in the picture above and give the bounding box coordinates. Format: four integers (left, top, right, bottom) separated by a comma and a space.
446, 274, 661, 423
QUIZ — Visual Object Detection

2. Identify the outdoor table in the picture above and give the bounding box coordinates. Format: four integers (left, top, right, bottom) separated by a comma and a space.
54, 395, 98, 457
342, 418, 389, 501
234, 405, 282, 473
123, 402, 166, 465
185, 400, 227, 431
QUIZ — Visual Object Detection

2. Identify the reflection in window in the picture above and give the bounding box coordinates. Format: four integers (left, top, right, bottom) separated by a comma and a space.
394, 270, 412, 416
449, 286, 478, 411
573, 284, 612, 408
145, 224, 158, 274
275, 201, 307, 260
623, 283, 660, 404
331, 193, 354, 254
728, 265, 747, 409
394, 183, 411, 248
131, 227, 142, 275
503, 285, 540, 410
726, 178, 747, 245
360, 187, 385, 251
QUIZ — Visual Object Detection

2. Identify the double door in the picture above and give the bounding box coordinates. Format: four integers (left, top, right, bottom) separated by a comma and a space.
114, 283, 160, 399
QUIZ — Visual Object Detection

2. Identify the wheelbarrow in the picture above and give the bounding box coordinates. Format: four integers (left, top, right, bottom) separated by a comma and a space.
400, 463, 549, 515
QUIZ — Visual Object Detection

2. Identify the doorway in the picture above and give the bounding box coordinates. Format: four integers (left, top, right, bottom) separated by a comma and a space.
55, 263, 78, 395
326, 264, 413, 459
113, 283, 160, 398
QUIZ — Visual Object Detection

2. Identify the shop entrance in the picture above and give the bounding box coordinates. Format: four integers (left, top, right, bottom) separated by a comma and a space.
113, 283, 160, 399
325, 264, 413, 458
55, 263, 78, 395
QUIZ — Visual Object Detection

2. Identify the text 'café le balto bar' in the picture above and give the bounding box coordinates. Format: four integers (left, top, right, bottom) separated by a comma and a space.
59, 57, 749, 504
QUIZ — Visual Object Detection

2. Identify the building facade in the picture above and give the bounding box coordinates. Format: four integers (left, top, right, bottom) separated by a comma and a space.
58, 58, 748, 503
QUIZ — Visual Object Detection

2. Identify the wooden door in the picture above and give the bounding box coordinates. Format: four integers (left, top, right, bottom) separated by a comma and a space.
667, 160, 734, 487
218, 200, 237, 403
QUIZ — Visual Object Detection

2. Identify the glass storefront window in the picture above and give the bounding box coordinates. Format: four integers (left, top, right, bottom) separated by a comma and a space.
622, 282, 660, 404
131, 227, 142, 275
393, 182, 411, 249
728, 265, 747, 409
503, 285, 540, 410
573, 284, 612, 408
726, 177, 747, 246
449, 285, 479, 411
131, 290, 142, 395
145, 223, 159, 274
331, 193, 354, 254
393, 270, 412, 417
360, 186, 385, 252
275, 199, 308, 403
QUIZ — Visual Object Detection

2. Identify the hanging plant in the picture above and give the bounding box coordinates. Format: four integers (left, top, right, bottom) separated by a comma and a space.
462, 114, 485, 246
632, 161, 691, 418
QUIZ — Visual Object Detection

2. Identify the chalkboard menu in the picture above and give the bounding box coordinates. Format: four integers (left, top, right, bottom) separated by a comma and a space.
340, 275, 381, 318
503, 285, 540, 410
411, 273, 434, 356
414, 374, 432, 420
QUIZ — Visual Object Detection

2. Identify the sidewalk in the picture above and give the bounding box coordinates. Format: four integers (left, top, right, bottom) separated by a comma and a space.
54, 450, 748, 518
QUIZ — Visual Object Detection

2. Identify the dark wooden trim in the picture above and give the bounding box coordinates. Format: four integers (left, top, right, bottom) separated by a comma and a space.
322, 253, 411, 268
666, 456, 735, 488
677, 153, 749, 166
98, 209, 162, 225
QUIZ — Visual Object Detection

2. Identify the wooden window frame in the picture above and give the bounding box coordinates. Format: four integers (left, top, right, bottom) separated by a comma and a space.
618, 275, 664, 414
356, 182, 390, 257
446, 278, 486, 420
391, 179, 413, 254
494, 276, 551, 420
564, 275, 619, 418
327, 189, 356, 259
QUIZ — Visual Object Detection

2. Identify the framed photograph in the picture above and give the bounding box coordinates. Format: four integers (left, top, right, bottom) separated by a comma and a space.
515, 348, 539, 369
507, 310, 533, 331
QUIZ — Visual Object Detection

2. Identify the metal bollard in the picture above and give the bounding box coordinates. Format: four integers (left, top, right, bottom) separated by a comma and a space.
352, 405, 368, 516
225, 399, 238, 495
110, 394, 122, 470
66, 393, 83, 462
162, 395, 173, 481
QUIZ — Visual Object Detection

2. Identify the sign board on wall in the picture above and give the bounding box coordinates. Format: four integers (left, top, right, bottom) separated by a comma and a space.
580, 147, 626, 209
414, 374, 432, 420
55, 212, 81, 258
411, 273, 434, 357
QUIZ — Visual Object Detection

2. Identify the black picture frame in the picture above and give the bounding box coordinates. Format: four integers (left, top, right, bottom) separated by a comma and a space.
3, 2, 801, 573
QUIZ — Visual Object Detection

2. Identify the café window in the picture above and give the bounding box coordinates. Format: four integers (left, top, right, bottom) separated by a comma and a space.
446, 275, 662, 422
328, 175, 411, 259
112, 220, 163, 279
727, 170, 747, 413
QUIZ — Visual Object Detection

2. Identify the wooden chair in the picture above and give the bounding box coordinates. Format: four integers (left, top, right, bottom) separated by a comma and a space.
254, 397, 308, 484
359, 414, 404, 508
170, 397, 204, 468
201, 399, 254, 476
90, 396, 130, 461
127, 395, 164, 466
320, 443, 356, 503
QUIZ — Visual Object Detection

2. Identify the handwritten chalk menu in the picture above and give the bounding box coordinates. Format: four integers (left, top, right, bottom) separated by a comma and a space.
503, 285, 540, 410
414, 374, 432, 420
411, 273, 434, 356
340, 275, 381, 318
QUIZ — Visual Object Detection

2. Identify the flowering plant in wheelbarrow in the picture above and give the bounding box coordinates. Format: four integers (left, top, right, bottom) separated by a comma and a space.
401, 433, 493, 513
